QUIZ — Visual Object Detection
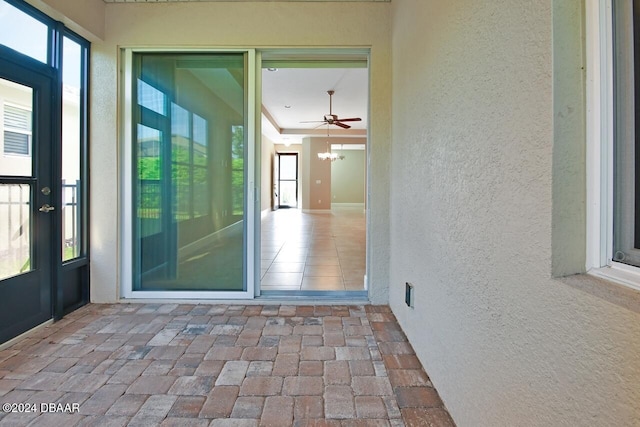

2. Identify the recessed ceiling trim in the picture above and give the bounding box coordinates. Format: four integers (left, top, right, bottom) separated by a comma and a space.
261, 107, 282, 134
281, 128, 366, 137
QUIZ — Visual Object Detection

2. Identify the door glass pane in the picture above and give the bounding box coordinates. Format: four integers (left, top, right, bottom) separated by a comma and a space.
133, 52, 246, 292
1, 79, 32, 176
62, 36, 82, 261
280, 154, 297, 180
0, 184, 31, 279
0, 0, 48, 63
279, 181, 297, 207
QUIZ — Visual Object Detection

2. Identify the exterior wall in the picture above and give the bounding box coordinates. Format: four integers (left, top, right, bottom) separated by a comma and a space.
89, 1, 391, 303
390, 0, 640, 426
26, 0, 105, 41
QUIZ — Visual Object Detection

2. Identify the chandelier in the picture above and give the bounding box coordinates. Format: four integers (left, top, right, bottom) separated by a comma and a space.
317, 126, 345, 162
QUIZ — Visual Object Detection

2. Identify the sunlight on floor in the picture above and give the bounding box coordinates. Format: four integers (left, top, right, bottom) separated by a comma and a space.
261, 207, 365, 292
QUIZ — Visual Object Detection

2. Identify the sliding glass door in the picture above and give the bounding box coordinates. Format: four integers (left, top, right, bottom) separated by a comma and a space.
124, 50, 255, 297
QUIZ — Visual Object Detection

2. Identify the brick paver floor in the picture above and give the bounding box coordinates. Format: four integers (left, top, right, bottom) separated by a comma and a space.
0, 304, 455, 426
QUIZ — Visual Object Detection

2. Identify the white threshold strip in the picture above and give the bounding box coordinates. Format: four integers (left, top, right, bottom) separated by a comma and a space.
116, 298, 370, 306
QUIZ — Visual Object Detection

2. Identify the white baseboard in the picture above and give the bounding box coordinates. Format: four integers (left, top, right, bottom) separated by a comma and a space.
302, 209, 333, 213
331, 203, 365, 208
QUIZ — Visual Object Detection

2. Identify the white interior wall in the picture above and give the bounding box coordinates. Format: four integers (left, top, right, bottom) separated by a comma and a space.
87, 1, 391, 303
28, 0, 105, 41
331, 149, 365, 204
261, 135, 275, 213
390, 0, 640, 426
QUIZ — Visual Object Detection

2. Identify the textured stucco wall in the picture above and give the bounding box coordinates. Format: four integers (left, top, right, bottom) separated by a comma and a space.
390, 0, 640, 425
88, 1, 391, 303
552, 0, 587, 277
27, 0, 105, 40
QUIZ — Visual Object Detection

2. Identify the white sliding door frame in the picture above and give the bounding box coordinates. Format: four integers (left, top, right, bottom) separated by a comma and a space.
120, 47, 257, 300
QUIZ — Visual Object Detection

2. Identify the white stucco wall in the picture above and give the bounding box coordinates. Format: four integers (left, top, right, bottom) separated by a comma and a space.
86, 1, 391, 303
390, 0, 640, 425
27, 0, 105, 41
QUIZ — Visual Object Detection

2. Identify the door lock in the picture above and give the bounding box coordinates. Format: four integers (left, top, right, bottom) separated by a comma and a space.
39, 204, 55, 213
41, 186, 51, 195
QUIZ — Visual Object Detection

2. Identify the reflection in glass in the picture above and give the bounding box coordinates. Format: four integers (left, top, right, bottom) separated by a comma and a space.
0, 184, 31, 280
62, 36, 82, 261
231, 125, 244, 216
138, 79, 166, 116
133, 53, 245, 292
0, 0, 48, 63
137, 124, 162, 238
1, 79, 32, 177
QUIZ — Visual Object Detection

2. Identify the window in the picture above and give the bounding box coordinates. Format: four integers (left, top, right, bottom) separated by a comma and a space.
171, 103, 208, 220
587, 0, 640, 290
128, 51, 249, 295
3, 104, 31, 156
0, 0, 48, 63
231, 125, 244, 216
611, 0, 640, 267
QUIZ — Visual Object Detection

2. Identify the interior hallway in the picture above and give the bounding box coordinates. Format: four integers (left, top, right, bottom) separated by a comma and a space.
261, 207, 366, 292
0, 303, 454, 426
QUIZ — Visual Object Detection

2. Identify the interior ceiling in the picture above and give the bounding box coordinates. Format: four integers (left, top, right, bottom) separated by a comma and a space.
261, 67, 368, 146
103, 0, 386, 2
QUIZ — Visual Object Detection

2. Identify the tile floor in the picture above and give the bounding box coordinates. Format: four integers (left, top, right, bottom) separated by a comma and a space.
0, 303, 454, 426
261, 207, 366, 292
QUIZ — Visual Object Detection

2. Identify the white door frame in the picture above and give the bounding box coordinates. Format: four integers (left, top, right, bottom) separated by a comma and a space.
120, 47, 257, 300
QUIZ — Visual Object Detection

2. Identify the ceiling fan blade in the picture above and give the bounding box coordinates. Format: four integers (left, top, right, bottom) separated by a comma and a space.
336, 118, 361, 122
300, 120, 326, 123
333, 121, 351, 129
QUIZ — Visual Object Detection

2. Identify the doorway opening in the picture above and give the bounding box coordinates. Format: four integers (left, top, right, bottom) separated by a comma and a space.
259, 51, 369, 296
277, 152, 298, 208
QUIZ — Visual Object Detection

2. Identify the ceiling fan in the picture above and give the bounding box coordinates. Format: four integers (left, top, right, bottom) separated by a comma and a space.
301, 90, 362, 129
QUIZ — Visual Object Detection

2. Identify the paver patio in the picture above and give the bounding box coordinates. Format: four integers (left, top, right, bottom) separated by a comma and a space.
0, 304, 455, 426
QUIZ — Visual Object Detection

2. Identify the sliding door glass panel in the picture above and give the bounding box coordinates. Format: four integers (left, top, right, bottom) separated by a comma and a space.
61, 36, 82, 261
0, 0, 48, 63
132, 52, 246, 292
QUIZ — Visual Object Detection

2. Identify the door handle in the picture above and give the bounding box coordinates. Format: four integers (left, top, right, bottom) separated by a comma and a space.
39, 204, 55, 213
